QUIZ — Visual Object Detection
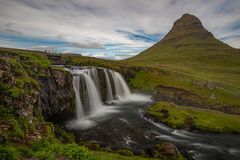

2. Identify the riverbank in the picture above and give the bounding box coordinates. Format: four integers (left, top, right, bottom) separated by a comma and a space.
145, 102, 240, 133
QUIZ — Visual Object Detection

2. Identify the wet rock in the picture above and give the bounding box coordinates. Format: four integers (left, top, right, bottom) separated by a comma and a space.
160, 109, 169, 118
0, 135, 8, 145
151, 142, 182, 159
0, 70, 4, 78
38, 68, 75, 119
184, 117, 195, 130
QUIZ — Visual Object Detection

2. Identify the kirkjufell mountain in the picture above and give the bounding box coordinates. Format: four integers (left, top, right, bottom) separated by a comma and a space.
127, 13, 239, 66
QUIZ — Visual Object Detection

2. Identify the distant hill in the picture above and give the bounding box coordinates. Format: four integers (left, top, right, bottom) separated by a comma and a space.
125, 13, 240, 87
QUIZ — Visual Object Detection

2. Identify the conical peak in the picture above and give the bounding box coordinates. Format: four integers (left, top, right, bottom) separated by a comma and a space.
161, 13, 214, 43
173, 13, 203, 29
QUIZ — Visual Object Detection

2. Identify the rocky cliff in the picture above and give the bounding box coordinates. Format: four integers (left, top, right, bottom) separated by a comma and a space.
38, 68, 74, 119
0, 48, 74, 120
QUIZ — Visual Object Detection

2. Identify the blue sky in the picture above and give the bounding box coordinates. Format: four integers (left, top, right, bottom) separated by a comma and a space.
0, 0, 240, 60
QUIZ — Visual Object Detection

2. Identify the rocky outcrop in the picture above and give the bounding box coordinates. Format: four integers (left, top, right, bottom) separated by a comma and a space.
38, 68, 75, 119
0, 49, 75, 146
0, 59, 39, 117
150, 142, 183, 160
153, 85, 240, 114
0, 52, 75, 120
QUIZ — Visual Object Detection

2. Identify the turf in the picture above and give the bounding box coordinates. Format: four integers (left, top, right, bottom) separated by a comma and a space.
146, 102, 240, 133
91, 151, 158, 160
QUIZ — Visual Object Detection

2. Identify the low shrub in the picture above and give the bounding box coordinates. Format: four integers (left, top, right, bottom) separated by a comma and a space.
32, 139, 94, 160
0, 145, 20, 160
17, 146, 33, 158
115, 149, 134, 156
33, 150, 55, 160
62, 143, 94, 160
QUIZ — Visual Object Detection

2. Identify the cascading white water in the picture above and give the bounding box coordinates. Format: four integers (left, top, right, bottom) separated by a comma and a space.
81, 72, 102, 114
67, 66, 151, 129
110, 70, 131, 99
87, 68, 100, 92
69, 67, 132, 120
72, 76, 84, 119
104, 69, 114, 103
114, 71, 131, 97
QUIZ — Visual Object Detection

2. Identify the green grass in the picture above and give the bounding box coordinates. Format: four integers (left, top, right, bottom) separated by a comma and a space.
91, 151, 158, 160
126, 42, 240, 89
0, 47, 50, 67
146, 102, 240, 133
63, 54, 122, 70
130, 70, 240, 110
0, 139, 160, 160
0, 48, 52, 100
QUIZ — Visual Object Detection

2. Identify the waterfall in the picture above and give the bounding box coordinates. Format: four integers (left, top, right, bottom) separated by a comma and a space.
69, 67, 131, 120
110, 70, 131, 99
114, 71, 131, 97
81, 72, 102, 114
66, 66, 151, 129
73, 76, 84, 119
104, 69, 114, 103
70, 68, 103, 120
88, 68, 100, 92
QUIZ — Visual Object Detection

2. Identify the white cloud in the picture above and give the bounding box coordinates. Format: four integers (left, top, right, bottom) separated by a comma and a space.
70, 42, 104, 49
0, 0, 239, 60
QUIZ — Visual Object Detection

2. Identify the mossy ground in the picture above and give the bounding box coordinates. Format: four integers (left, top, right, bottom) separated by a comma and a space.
0, 141, 159, 160
146, 102, 240, 133
91, 151, 158, 160
0, 48, 51, 100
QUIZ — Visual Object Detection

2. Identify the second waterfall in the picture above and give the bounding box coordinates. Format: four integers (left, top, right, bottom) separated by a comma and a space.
69, 67, 131, 120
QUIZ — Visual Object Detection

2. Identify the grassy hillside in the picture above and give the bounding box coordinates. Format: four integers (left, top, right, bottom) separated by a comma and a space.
126, 14, 240, 88
122, 14, 240, 115
146, 102, 240, 133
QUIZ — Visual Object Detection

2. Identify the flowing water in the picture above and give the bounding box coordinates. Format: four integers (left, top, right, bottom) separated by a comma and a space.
65, 66, 240, 160
103, 69, 114, 103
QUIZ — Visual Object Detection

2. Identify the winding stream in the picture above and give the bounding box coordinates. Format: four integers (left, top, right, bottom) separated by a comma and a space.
65, 67, 240, 160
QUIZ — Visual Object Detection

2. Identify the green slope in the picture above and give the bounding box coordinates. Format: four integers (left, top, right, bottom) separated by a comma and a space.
146, 102, 240, 133
125, 14, 240, 87
122, 14, 240, 114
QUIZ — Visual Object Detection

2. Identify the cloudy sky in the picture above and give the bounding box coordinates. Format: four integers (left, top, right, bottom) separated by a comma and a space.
0, 0, 240, 60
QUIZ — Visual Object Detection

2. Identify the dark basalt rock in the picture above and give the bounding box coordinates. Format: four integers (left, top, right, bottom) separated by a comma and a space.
38, 68, 75, 119
151, 142, 182, 159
